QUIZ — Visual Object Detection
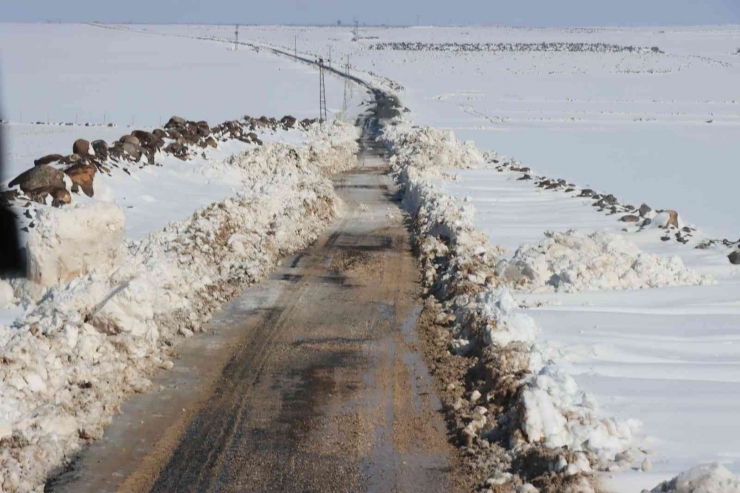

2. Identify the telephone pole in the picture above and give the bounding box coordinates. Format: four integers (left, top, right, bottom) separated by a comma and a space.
343, 55, 351, 114
294, 35, 297, 58
234, 25, 239, 51
318, 58, 327, 123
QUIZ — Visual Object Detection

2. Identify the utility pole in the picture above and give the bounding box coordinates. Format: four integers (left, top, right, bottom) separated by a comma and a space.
294, 35, 297, 58
343, 55, 351, 115
318, 58, 327, 123
328, 45, 332, 68
234, 24, 239, 50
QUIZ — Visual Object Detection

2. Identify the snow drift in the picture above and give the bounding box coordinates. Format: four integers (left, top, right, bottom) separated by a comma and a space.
498, 230, 713, 293
650, 463, 740, 493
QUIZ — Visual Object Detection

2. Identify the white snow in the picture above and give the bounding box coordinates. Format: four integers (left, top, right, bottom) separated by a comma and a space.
381, 119, 740, 491
650, 463, 740, 493
182, 24, 740, 238
437, 151, 740, 490
26, 203, 125, 288
500, 230, 713, 293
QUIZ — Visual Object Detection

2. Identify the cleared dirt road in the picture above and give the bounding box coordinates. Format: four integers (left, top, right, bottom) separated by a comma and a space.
48, 113, 460, 493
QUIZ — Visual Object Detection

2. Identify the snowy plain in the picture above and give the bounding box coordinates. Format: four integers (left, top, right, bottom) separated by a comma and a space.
179, 23, 740, 239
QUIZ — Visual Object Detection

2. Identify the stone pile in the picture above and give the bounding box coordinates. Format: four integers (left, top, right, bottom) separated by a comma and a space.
2, 114, 316, 214
369, 41, 663, 54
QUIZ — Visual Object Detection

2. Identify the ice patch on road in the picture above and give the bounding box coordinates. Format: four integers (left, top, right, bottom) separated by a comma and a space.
499, 230, 713, 293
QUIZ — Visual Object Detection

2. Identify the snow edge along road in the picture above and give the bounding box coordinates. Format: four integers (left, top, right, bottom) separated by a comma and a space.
377, 119, 739, 493
0, 122, 360, 492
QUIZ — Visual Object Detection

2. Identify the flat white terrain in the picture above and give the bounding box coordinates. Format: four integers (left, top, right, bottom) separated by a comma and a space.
187, 23, 740, 239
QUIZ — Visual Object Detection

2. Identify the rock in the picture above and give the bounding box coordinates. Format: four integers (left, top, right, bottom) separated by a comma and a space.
8, 165, 65, 193
470, 390, 482, 403
131, 130, 156, 146
641, 458, 652, 472
280, 115, 297, 129
666, 210, 679, 228
517, 174, 532, 181
91, 140, 109, 160
152, 128, 167, 139
72, 139, 90, 155
120, 135, 141, 146
642, 218, 652, 227
34, 154, 64, 166
60, 154, 84, 165
620, 215, 640, 223
579, 189, 595, 197
65, 164, 96, 197
602, 194, 618, 205
164, 142, 189, 160
205, 136, 218, 148
196, 121, 210, 136
121, 142, 142, 160
639, 203, 652, 217
165, 116, 187, 128
27, 186, 72, 207
729, 251, 740, 265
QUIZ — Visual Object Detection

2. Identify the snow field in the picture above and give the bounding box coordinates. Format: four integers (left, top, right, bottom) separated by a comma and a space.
0, 121, 359, 493
380, 119, 739, 492
180, 24, 740, 239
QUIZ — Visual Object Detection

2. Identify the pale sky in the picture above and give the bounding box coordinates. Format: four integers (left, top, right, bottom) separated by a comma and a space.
1, 0, 739, 26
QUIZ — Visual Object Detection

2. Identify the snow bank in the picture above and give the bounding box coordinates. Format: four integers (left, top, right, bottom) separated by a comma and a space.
26, 203, 125, 288
499, 230, 713, 293
380, 119, 638, 491
0, 121, 358, 492
650, 463, 740, 493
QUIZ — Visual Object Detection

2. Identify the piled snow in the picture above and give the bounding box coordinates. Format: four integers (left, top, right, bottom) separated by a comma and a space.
381, 120, 636, 489
499, 230, 713, 293
650, 463, 740, 493
0, 282, 14, 308
0, 122, 358, 492
521, 358, 638, 464
463, 288, 639, 465
477, 289, 540, 348
25, 203, 125, 288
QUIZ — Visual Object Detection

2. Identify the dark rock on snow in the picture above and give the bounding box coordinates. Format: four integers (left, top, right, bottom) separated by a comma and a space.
72, 139, 90, 155
34, 154, 64, 166
9, 165, 65, 193
65, 163, 96, 197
